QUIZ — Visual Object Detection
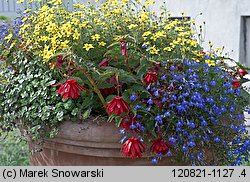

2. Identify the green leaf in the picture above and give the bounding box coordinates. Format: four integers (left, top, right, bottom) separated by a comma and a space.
103, 48, 121, 58
106, 95, 115, 102
82, 108, 91, 119
63, 99, 73, 110
46, 80, 56, 86
107, 113, 115, 122
71, 108, 79, 116
115, 116, 123, 127
56, 111, 64, 121
107, 41, 120, 49
131, 84, 145, 91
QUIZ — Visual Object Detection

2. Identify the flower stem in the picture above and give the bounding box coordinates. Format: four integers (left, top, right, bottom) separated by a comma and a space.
71, 61, 106, 107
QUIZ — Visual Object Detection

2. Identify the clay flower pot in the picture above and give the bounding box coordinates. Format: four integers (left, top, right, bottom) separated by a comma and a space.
29, 117, 183, 166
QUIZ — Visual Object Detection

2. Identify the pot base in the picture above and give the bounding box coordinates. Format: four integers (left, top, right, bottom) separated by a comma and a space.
29, 118, 183, 166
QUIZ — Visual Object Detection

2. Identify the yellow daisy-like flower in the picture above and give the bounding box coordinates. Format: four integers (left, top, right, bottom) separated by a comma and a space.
128, 24, 138, 29
142, 31, 152, 37
74, 3, 85, 9
91, 34, 100, 41
23, 9, 31, 14
72, 18, 79, 26
147, 45, 159, 55
4, 33, 13, 43
163, 47, 172, 52
144, 0, 155, 6
99, 41, 106, 47
83, 44, 94, 51
151, 31, 166, 41
205, 59, 215, 67
73, 29, 80, 40
17, 0, 24, 4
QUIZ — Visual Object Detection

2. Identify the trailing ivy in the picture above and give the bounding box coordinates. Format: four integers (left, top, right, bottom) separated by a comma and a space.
0, 56, 86, 141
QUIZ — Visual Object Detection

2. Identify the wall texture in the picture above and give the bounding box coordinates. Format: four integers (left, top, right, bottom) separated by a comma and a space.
160, 0, 250, 66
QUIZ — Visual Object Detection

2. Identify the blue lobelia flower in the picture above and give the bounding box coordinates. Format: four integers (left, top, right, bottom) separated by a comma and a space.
151, 158, 158, 164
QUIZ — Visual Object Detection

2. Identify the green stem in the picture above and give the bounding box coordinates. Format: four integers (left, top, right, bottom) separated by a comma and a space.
72, 61, 106, 107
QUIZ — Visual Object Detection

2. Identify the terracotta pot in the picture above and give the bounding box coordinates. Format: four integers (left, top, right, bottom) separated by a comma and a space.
29, 117, 182, 166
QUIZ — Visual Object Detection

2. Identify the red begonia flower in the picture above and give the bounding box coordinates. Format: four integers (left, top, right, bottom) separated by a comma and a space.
106, 96, 130, 116
121, 137, 146, 159
237, 68, 248, 77
150, 138, 170, 155
232, 80, 241, 89
144, 72, 158, 85
57, 80, 87, 99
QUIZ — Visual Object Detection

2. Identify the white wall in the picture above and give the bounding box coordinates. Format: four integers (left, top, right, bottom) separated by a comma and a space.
155, 0, 250, 64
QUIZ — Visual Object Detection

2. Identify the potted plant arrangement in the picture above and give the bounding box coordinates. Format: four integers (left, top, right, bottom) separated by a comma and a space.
0, 0, 250, 166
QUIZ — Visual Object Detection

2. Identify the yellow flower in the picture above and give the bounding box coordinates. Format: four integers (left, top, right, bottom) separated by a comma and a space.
48, 0, 62, 5
215, 47, 222, 51
175, 27, 184, 32
73, 29, 80, 40
147, 45, 159, 55
40, 36, 49, 42
99, 41, 106, 47
123, 18, 131, 23
61, 40, 70, 50
80, 21, 89, 28
9, 41, 16, 49
139, 12, 149, 22
189, 40, 197, 47
43, 50, 54, 61
144, 0, 155, 6
91, 34, 101, 41
74, 3, 81, 8
111, 0, 119, 6
205, 59, 215, 67
208, 53, 215, 58
151, 31, 166, 41
23, 9, 31, 14
163, 47, 172, 51
72, 18, 79, 26
113, 35, 122, 41
142, 31, 152, 37
4, 33, 13, 43
17, 0, 24, 4
128, 24, 138, 29
83, 44, 94, 51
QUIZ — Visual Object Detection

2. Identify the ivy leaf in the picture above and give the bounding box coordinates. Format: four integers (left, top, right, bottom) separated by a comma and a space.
56, 111, 64, 121
71, 108, 79, 116
46, 80, 56, 86
82, 108, 91, 119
